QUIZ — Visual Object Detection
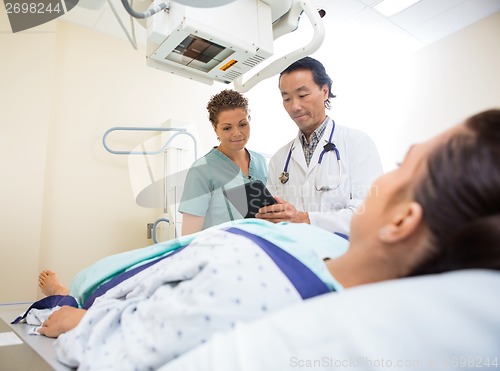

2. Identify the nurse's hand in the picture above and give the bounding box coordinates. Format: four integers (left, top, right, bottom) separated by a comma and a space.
256, 196, 310, 224
38, 306, 87, 338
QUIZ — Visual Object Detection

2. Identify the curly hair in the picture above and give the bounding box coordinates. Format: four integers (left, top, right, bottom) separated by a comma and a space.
207, 89, 249, 127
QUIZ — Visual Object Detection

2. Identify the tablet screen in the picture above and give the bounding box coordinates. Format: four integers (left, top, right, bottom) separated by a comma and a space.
223, 180, 277, 218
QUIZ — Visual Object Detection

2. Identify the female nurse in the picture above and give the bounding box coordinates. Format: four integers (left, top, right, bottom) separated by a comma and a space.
178, 89, 267, 235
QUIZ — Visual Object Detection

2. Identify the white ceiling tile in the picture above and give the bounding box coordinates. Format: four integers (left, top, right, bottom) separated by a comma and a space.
329, 8, 424, 58
391, 0, 465, 29
358, 0, 383, 6
60, 5, 104, 28
312, 0, 367, 23
105, 0, 134, 17
407, 0, 500, 44
77, 0, 108, 11
92, 6, 147, 45
55, 0, 500, 52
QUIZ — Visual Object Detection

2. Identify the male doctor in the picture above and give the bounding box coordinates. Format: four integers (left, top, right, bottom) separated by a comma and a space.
256, 57, 383, 235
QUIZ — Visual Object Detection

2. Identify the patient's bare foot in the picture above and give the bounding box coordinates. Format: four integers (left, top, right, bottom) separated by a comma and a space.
38, 270, 70, 296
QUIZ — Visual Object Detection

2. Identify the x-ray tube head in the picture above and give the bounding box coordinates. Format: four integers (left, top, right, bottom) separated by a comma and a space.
145, 0, 325, 91
166, 35, 233, 73
146, 0, 274, 85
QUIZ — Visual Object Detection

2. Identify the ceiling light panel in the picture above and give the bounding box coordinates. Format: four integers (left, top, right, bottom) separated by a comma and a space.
374, 0, 423, 17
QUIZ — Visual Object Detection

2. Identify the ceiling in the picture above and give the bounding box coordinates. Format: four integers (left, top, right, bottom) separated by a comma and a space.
59, 0, 500, 49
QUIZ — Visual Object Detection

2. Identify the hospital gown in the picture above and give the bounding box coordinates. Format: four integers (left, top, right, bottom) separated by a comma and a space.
54, 225, 345, 370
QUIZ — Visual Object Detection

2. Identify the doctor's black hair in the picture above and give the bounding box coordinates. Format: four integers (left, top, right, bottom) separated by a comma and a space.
410, 109, 500, 275
279, 56, 336, 109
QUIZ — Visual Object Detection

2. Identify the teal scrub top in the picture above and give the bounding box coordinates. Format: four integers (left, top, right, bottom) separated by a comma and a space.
178, 148, 268, 230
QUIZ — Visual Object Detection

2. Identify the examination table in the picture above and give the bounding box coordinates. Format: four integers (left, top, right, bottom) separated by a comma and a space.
0, 303, 71, 370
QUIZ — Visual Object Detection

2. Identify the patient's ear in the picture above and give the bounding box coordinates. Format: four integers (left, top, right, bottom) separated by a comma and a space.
378, 202, 423, 243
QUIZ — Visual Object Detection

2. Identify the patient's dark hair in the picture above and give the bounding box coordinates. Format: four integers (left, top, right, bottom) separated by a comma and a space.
207, 89, 249, 127
410, 109, 500, 275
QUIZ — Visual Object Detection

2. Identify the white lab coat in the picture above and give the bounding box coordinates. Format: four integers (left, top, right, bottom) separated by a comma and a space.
267, 118, 383, 235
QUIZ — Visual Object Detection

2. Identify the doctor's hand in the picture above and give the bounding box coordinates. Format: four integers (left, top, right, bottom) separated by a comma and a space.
38, 306, 87, 338
255, 196, 310, 224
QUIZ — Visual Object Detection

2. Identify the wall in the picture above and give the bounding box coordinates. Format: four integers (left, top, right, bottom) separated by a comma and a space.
0, 15, 221, 302
404, 11, 500, 141
368, 10, 500, 171
0, 11, 56, 302
37, 21, 219, 284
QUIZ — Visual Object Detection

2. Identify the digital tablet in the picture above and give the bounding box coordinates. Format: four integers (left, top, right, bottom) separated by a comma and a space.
223, 180, 277, 218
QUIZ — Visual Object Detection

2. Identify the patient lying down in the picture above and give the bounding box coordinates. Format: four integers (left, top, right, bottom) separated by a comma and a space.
33, 220, 349, 369
29, 109, 500, 370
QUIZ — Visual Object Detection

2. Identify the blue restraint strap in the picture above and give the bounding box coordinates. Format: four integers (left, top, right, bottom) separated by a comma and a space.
225, 227, 333, 299
334, 232, 349, 241
82, 245, 188, 309
11, 295, 79, 324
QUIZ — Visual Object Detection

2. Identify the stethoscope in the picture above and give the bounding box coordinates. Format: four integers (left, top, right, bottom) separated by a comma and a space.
279, 119, 342, 191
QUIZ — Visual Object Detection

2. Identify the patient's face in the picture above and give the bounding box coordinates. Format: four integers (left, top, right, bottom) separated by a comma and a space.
351, 124, 464, 242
